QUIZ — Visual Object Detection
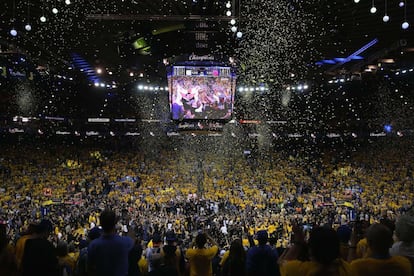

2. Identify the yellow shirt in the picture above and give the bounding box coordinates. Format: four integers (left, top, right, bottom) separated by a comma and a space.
138, 256, 148, 274
350, 256, 412, 276
15, 234, 32, 268
186, 246, 218, 276
356, 238, 372, 258
280, 259, 352, 276
219, 250, 230, 266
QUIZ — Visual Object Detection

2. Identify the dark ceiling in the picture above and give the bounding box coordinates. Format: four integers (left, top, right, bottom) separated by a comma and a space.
0, 0, 413, 78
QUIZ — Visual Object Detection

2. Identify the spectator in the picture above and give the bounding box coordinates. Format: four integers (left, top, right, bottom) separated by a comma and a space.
21, 219, 59, 276
128, 234, 143, 276
221, 238, 247, 276
146, 232, 163, 273
186, 232, 218, 276
0, 223, 18, 276
160, 231, 184, 276
87, 209, 134, 276
337, 224, 352, 260
75, 226, 102, 276
390, 213, 414, 258
149, 232, 180, 276
280, 226, 351, 275
246, 230, 279, 276
14, 223, 36, 271
350, 223, 411, 276
56, 241, 76, 275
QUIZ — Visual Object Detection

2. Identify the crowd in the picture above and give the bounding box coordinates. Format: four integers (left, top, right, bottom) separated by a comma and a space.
0, 137, 413, 275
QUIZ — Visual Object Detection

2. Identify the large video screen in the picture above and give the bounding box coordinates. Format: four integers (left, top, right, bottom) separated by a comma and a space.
168, 66, 236, 120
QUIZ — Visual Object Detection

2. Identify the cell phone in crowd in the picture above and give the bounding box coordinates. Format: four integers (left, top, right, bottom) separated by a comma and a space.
303, 224, 313, 231
349, 209, 356, 222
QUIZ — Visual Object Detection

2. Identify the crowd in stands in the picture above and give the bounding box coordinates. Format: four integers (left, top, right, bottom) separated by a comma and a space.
0, 137, 413, 275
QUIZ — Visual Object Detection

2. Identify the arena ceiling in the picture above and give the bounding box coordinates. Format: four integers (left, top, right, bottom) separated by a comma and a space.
0, 0, 413, 79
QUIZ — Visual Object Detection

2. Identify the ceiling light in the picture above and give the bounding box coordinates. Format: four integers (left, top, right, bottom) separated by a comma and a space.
10, 28, 17, 36
52, 8, 58, 14
226, 10, 232, 16
230, 19, 236, 25
231, 26, 237, 32
25, 24, 32, 31
399, 1, 405, 7
370, 6, 377, 13
40, 16, 46, 22
354, 0, 360, 2
383, 15, 390, 22
402, 21, 409, 29
226, 2, 231, 8
379, 58, 394, 63
236, 31, 243, 38
65, 0, 71, 4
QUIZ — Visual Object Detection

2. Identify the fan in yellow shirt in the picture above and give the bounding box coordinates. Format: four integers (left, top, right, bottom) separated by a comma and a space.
280, 227, 353, 276
186, 233, 218, 276
350, 223, 412, 276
